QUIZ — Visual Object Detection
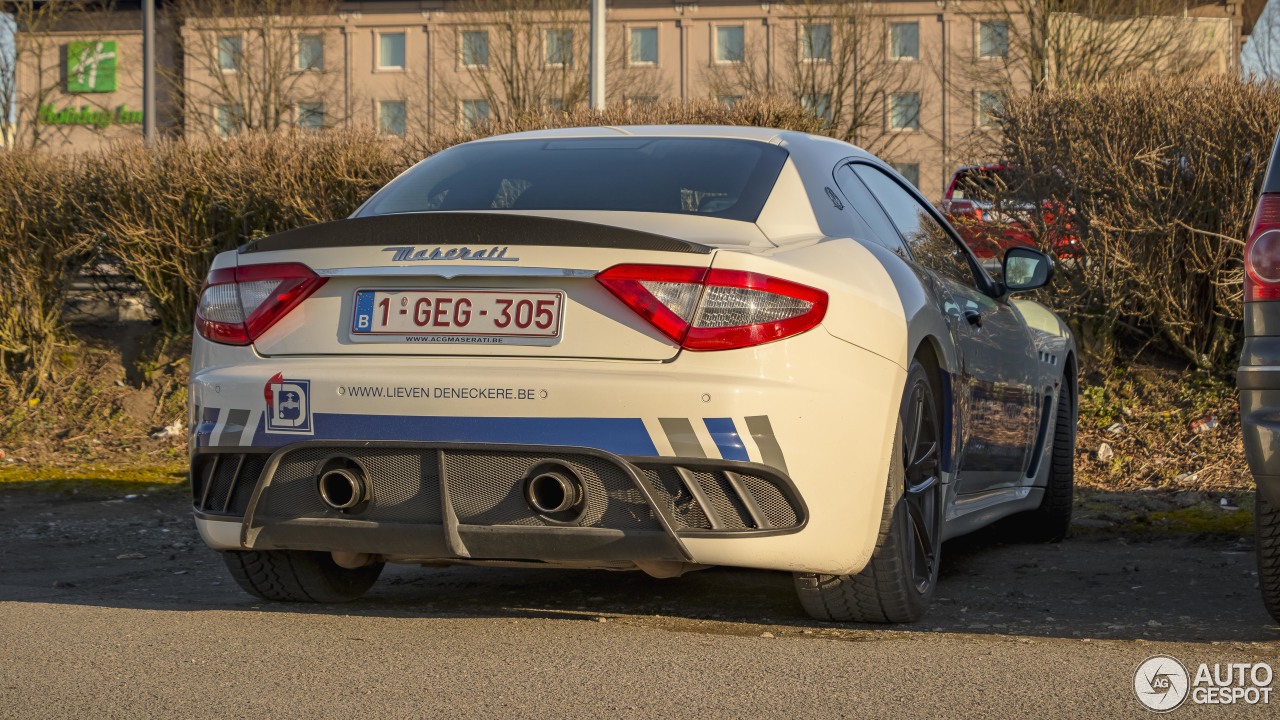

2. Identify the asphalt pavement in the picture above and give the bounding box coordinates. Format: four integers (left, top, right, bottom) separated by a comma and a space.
1, 485, 1277, 718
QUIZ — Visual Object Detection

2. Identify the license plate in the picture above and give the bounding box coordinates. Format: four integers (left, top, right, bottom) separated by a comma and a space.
351, 289, 564, 345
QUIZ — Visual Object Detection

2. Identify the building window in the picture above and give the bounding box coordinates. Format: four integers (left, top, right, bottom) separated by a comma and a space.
217, 35, 242, 72
627, 95, 659, 107
890, 22, 919, 60
717, 95, 741, 108
297, 34, 324, 71
888, 92, 921, 131
802, 93, 832, 123
979, 20, 1009, 58
890, 162, 920, 188
215, 103, 243, 137
461, 30, 489, 68
801, 24, 831, 62
547, 97, 566, 113
378, 31, 406, 70
461, 99, 490, 130
630, 27, 658, 65
378, 99, 406, 136
296, 102, 324, 131
715, 26, 744, 63
977, 91, 1003, 127
546, 29, 573, 67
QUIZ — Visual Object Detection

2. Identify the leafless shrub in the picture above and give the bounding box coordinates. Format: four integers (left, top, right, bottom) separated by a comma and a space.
76, 129, 410, 336
66, 97, 820, 339
998, 77, 1280, 373
0, 151, 91, 397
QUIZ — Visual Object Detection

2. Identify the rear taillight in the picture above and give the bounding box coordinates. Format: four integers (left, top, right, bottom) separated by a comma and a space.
195, 262, 327, 345
1247, 194, 1280, 301
596, 264, 827, 351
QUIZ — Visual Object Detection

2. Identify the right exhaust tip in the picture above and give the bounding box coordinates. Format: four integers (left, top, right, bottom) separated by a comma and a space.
318, 464, 366, 511
525, 468, 584, 517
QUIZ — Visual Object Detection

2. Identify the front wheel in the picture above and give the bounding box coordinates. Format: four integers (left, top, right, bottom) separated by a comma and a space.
223, 550, 384, 603
794, 361, 944, 623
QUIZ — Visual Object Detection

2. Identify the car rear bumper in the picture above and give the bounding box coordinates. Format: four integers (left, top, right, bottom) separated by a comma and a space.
1238, 302, 1280, 506
188, 330, 909, 575
193, 441, 807, 566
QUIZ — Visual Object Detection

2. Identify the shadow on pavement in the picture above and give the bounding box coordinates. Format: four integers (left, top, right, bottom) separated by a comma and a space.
1, 483, 1276, 643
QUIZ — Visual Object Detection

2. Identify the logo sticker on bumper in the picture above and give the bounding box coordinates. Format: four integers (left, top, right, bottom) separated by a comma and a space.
264, 373, 312, 434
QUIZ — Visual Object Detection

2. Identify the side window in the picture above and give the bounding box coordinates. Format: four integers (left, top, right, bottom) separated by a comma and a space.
854, 165, 976, 287
833, 164, 906, 255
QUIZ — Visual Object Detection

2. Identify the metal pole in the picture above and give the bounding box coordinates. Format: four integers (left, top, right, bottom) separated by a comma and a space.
589, 0, 605, 110
142, 0, 156, 143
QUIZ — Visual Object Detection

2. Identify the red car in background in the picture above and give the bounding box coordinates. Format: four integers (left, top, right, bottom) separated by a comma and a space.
940, 164, 1082, 260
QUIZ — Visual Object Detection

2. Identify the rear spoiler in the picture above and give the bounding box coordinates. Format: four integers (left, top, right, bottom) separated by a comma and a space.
238, 212, 713, 255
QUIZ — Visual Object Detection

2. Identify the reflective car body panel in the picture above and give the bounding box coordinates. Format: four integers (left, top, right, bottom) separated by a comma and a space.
189, 126, 1076, 576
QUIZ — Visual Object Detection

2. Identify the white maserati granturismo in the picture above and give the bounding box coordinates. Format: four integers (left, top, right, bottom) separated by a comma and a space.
189, 126, 1076, 622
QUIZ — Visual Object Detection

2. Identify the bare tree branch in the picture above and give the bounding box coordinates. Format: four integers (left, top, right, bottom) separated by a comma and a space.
173, 0, 341, 138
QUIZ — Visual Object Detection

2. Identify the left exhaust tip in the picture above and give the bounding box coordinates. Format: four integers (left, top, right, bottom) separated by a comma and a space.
317, 460, 367, 511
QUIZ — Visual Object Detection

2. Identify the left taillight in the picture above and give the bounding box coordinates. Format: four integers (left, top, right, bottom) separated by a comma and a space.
195, 262, 327, 345
596, 264, 828, 351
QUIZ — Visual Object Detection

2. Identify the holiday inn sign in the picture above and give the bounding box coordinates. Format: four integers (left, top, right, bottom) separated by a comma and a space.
66, 40, 117, 93
46, 39, 143, 128
39, 105, 143, 128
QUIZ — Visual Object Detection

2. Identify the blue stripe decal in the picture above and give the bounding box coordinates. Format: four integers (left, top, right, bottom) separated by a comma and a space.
194, 406, 221, 448
250, 414, 659, 456
703, 417, 749, 461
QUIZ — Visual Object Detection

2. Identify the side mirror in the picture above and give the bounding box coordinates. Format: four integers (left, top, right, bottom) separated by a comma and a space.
1002, 246, 1054, 293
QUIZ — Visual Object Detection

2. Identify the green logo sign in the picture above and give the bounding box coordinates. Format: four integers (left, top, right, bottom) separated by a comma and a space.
66, 40, 118, 93
39, 105, 143, 128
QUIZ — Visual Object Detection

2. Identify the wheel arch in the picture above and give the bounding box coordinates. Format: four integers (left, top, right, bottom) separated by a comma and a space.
911, 334, 954, 476
1063, 350, 1078, 414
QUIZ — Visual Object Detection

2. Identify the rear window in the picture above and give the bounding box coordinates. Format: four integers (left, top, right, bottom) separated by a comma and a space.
355, 137, 789, 222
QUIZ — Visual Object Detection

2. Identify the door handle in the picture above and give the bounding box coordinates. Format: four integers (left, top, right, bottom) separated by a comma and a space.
964, 310, 983, 328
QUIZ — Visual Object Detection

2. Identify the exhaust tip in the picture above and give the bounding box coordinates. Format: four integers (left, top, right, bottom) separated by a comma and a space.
317, 459, 367, 512
524, 464, 584, 520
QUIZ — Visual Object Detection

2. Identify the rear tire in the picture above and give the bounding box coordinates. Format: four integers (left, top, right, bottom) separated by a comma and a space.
1259, 490, 1280, 623
794, 361, 943, 623
223, 550, 383, 603
1000, 376, 1075, 543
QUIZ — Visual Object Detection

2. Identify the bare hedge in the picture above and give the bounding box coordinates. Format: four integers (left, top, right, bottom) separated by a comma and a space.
999, 78, 1280, 373
0, 152, 90, 395
0, 85, 1272, 394
0, 98, 824, 394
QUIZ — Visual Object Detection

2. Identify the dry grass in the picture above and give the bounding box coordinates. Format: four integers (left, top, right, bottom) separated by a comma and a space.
1074, 361, 1248, 491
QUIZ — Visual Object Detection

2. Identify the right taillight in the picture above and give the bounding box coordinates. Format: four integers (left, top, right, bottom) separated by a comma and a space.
1246, 194, 1280, 301
596, 264, 828, 351
195, 262, 327, 345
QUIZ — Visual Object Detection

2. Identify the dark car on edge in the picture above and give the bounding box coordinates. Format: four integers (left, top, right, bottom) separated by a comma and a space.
1239, 130, 1280, 623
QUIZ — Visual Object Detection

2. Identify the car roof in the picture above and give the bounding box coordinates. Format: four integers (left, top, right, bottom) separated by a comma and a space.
951, 163, 1011, 177
471, 124, 800, 144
